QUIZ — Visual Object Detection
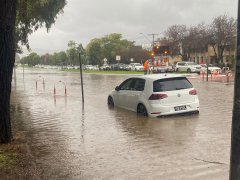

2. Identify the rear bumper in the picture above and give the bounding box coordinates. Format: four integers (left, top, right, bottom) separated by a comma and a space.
147, 101, 200, 118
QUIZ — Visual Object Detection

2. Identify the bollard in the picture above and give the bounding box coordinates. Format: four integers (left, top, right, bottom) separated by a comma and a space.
36, 76, 45, 90
226, 71, 231, 84
54, 85, 56, 95
54, 80, 67, 96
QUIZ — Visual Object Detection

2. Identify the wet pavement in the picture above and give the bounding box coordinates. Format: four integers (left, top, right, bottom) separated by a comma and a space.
11, 68, 233, 179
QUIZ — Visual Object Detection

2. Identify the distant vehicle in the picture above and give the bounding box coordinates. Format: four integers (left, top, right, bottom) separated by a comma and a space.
99, 64, 111, 70
152, 63, 174, 73
85, 65, 94, 70
175, 61, 202, 73
200, 64, 221, 74
85, 65, 99, 70
129, 63, 144, 71
111, 63, 128, 71
107, 74, 199, 118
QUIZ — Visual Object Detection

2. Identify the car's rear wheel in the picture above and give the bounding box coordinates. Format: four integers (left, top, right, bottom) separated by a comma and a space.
187, 68, 191, 73
137, 104, 148, 117
175, 68, 178, 72
107, 96, 114, 106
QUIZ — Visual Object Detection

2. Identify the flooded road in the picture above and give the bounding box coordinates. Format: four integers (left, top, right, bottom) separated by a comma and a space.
11, 68, 233, 179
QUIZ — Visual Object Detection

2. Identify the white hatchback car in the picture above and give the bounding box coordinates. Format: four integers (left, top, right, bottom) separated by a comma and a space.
108, 74, 199, 118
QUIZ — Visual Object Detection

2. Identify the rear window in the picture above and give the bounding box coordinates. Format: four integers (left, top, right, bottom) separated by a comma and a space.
153, 77, 193, 92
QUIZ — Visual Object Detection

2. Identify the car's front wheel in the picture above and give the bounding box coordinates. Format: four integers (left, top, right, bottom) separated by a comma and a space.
107, 96, 114, 106
137, 104, 148, 117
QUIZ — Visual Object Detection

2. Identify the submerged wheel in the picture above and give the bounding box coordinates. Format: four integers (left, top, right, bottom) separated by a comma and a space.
137, 104, 148, 117
107, 96, 114, 106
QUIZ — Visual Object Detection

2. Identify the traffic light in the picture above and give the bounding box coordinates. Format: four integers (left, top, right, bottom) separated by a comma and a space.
149, 51, 155, 57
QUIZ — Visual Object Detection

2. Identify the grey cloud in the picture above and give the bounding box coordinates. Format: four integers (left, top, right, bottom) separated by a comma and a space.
25, 0, 238, 55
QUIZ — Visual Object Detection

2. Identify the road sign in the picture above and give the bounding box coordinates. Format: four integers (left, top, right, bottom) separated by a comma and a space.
116, 55, 121, 61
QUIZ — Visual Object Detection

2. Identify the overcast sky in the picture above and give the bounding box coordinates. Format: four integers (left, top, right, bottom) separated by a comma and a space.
22, 0, 238, 56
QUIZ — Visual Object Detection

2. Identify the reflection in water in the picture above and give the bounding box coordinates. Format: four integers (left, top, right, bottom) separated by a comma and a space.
10, 68, 232, 180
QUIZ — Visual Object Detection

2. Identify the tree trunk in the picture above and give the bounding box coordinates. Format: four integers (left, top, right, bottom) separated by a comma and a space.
0, 0, 16, 143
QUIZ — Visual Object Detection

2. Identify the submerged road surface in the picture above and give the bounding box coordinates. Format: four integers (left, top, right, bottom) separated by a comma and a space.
11, 68, 233, 179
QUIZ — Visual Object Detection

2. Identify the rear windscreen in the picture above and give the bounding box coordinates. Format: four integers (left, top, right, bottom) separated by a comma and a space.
153, 77, 193, 92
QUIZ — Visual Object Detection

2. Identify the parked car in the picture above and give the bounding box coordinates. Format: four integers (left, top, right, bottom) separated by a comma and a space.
199, 64, 221, 74
107, 74, 199, 118
110, 63, 128, 71
152, 63, 174, 73
175, 61, 202, 73
85, 65, 94, 70
129, 63, 144, 71
84, 65, 99, 70
99, 64, 111, 70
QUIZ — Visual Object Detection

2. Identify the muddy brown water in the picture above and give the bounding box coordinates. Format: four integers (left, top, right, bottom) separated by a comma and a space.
11, 68, 233, 180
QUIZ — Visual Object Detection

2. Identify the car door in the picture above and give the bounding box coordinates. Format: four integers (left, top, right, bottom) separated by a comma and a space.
114, 78, 134, 108
181, 62, 188, 72
177, 62, 185, 72
125, 78, 146, 111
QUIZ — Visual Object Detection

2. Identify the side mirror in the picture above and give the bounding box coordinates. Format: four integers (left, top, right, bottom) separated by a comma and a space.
115, 86, 120, 91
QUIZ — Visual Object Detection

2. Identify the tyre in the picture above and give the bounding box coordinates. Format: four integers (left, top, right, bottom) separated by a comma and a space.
187, 68, 191, 73
107, 96, 114, 106
137, 104, 148, 117
175, 68, 179, 72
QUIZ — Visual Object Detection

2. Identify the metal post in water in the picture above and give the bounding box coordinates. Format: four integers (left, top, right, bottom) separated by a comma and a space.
206, 58, 209, 82
79, 52, 84, 104
229, 0, 240, 179
23, 64, 24, 77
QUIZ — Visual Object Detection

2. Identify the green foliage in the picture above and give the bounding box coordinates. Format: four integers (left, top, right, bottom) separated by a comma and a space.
86, 33, 135, 65
16, 0, 67, 52
66, 41, 79, 65
20, 52, 40, 66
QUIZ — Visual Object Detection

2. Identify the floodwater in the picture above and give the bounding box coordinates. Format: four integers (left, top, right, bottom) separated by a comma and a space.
11, 68, 233, 180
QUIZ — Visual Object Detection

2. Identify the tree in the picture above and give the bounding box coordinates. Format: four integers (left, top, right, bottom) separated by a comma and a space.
182, 23, 209, 61
164, 25, 188, 59
67, 41, 79, 65
0, 0, 66, 143
0, 0, 17, 144
20, 52, 40, 66
86, 33, 134, 65
208, 14, 237, 64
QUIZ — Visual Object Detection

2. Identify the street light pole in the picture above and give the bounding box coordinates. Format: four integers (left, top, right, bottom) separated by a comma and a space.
229, 0, 240, 179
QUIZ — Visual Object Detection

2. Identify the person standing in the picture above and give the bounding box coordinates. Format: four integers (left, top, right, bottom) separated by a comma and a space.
144, 59, 149, 75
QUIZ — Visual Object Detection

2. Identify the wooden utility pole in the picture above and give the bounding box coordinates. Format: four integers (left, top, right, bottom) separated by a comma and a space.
229, 0, 240, 179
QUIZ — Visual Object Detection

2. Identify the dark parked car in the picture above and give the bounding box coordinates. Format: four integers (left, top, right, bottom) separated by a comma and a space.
111, 63, 128, 71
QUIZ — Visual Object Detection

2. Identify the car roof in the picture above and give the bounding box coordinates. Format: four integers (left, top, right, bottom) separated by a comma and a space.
131, 74, 186, 81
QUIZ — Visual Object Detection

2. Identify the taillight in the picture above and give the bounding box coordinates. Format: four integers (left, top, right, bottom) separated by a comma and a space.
149, 94, 168, 100
189, 89, 197, 95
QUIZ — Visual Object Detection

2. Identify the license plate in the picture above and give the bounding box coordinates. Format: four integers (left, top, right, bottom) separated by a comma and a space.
174, 105, 187, 111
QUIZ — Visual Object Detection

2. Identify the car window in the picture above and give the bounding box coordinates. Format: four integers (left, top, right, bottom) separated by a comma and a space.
153, 77, 193, 92
187, 62, 196, 65
134, 63, 141, 66
133, 79, 145, 91
119, 79, 133, 90
177, 62, 185, 66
